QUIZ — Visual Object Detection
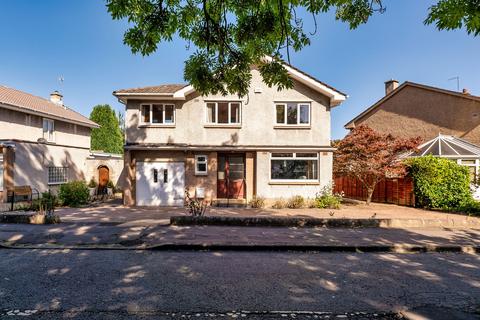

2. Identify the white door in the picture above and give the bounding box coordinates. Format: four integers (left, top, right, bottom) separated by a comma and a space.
136, 161, 185, 206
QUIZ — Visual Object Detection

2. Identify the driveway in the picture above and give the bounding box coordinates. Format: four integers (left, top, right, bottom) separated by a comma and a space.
55, 200, 480, 227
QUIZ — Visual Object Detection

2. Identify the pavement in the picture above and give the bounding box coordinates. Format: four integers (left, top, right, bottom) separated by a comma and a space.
0, 250, 479, 319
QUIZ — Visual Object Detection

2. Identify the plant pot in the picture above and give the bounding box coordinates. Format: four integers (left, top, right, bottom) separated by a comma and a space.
107, 188, 113, 196
88, 187, 97, 197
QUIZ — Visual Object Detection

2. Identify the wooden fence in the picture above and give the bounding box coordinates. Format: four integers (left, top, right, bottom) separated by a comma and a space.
333, 176, 415, 206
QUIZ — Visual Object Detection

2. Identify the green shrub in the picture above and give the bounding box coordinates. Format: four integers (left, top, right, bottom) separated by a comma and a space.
107, 180, 115, 188
31, 191, 59, 212
88, 178, 97, 188
249, 196, 266, 208
287, 195, 305, 209
58, 181, 90, 207
406, 155, 473, 210
272, 198, 287, 209
315, 184, 342, 209
457, 198, 480, 216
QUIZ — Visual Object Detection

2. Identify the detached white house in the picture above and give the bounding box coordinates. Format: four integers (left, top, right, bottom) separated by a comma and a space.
115, 62, 347, 206
0, 85, 99, 202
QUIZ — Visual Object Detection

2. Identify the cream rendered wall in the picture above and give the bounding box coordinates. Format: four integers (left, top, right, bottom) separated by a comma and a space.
13, 143, 90, 193
125, 69, 331, 147
255, 151, 332, 199
0, 107, 91, 149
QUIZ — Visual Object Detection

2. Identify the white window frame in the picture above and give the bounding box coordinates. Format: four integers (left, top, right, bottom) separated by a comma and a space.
48, 166, 68, 185
269, 152, 319, 182
195, 155, 208, 175
43, 118, 55, 142
205, 101, 242, 126
274, 102, 311, 126
140, 103, 176, 126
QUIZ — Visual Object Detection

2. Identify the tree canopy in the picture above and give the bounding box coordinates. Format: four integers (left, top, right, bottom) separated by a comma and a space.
333, 125, 421, 204
106, 0, 479, 97
89, 104, 124, 154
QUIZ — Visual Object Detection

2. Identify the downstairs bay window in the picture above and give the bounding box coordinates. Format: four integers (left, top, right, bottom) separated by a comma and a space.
270, 152, 318, 181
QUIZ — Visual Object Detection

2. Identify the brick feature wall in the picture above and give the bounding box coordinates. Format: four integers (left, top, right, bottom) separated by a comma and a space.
185, 151, 217, 203
334, 176, 415, 206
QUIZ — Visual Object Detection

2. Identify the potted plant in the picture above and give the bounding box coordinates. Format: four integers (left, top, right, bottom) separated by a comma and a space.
106, 180, 115, 196
87, 178, 97, 197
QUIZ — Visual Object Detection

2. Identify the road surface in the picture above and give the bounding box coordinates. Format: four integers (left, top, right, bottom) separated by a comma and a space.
0, 250, 479, 319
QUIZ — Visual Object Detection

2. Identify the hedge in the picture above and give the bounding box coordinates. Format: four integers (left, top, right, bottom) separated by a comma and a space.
406, 155, 472, 210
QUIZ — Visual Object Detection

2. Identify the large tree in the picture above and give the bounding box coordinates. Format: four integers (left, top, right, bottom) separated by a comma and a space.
89, 104, 124, 154
334, 125, 421, 205
106, 0, 479, 97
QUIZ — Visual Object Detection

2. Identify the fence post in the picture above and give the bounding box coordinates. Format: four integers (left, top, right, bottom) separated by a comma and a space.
10, 191, 14, 211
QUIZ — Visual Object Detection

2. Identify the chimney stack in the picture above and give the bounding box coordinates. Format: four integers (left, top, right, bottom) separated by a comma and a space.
50, 90, 63, 106
385, 79, 399, 96
462, 88, 470, 95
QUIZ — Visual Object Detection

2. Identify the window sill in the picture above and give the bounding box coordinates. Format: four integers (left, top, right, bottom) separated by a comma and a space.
48, 182, 67, 186
268, 181, 320, 185
204, 124, 242, 129
138, 124, 176, 128
274, 125, 311, 129
194, 173, 208, 176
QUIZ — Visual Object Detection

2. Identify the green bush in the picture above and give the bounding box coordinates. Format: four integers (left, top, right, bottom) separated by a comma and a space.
31, 191, 59, 212
248, 196, 266, 208
58, 181, 90, 207
88, 178, 97, 188
406, 155, 473, 210
315, 185, 342, 209
287, 195, 305, 209
457, 198, 480, 216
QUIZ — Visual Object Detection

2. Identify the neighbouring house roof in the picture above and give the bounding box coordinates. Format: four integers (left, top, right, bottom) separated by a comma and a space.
344, 82, 480, 129
113, 84, 189, 95
0, 85, 99, 128
113, 58, 347, 107
402, 134, 480, 158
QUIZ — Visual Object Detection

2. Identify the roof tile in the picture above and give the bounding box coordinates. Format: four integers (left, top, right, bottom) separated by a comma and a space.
0, 85, 98, 127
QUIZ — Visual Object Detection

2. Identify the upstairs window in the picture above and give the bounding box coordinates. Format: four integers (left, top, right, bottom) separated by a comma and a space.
206, 102, 241, 125
275, 103, 310, 126
43, 118, 55, 142
140, 104, 175, 125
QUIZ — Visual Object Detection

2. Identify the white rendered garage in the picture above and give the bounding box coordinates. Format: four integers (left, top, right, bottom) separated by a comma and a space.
135, 161, 185, 206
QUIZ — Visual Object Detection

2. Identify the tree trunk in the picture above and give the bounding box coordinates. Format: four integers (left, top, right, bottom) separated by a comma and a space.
366, 187, 375, 205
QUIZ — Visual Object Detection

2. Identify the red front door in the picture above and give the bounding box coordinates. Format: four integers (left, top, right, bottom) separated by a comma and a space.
217, 154, 245, 199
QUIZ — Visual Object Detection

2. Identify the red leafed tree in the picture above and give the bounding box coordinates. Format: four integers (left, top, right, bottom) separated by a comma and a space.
334, 125, 421, 205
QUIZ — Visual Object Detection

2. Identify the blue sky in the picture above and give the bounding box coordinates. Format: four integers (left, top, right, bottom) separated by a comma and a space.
0, 0, 479, 139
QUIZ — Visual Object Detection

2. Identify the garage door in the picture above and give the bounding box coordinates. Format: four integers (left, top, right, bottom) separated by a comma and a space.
136, 161, 185, 206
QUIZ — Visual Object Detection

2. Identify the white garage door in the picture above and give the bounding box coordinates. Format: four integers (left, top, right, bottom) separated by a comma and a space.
136, 161, 185, 206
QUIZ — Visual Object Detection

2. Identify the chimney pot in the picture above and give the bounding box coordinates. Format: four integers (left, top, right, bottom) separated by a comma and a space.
50, 90, 63, 106
384, 79, 399, 96
462, 88, 470, 95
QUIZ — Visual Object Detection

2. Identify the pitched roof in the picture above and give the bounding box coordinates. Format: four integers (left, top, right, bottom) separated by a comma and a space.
402, 134, 480, 158
345, 81, 480, 129
113, 59, 347, 106
0, 85, 98, 128
113, 84, 188, 95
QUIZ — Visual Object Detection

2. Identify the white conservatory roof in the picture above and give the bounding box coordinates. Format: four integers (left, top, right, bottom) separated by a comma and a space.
405, 134, 480, 158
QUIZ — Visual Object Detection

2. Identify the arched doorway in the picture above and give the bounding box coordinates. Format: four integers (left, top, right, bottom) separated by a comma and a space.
97, 166, 109, 195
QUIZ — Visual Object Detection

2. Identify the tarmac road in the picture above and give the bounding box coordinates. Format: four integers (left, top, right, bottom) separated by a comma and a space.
0, 250, 479, 319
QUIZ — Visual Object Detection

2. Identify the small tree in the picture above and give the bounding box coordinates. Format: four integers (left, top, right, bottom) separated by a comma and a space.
89, 104, 124, 154
334, 125, 421, 205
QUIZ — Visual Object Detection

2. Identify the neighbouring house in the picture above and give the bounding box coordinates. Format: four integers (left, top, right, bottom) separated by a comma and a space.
345, 80, 480, 145
114, 63, 347, 206
0, 85, 99, 202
